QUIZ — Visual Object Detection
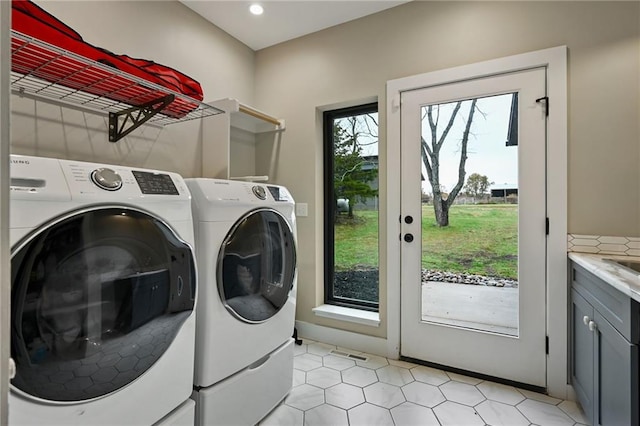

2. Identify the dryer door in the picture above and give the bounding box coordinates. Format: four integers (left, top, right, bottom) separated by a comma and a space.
10, 207, 196, 402
218, 208, 296, 323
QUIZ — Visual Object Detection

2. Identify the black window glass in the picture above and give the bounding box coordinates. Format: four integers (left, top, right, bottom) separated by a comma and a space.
10, 208, 195, 402
323, 103, 380, 311
219, 209, 296, 323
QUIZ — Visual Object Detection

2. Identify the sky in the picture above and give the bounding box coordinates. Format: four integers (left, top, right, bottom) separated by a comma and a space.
337, 93, 518, 195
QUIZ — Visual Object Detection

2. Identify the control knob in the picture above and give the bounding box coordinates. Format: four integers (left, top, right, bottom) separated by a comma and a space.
252, 185, 267, 200
91, 168, 123, 191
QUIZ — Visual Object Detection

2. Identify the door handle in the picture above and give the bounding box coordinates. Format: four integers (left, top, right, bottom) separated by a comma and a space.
404, 233, 414, 243
588, 321, 597, 332
583, 315, 590, 325
404, 215, 414, 224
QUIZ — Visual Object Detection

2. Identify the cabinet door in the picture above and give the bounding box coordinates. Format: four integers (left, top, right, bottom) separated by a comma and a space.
595, 311, 639, 426
571, 289, 595, 424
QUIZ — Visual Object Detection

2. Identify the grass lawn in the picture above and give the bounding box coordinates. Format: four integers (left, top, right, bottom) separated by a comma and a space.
334, 204, 518, 280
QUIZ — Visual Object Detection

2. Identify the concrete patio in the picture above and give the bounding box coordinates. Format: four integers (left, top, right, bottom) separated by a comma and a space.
421, 282, 519, 336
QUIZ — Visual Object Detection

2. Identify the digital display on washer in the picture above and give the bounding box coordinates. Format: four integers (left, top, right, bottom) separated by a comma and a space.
267, 186, 286, 201
132, 171, 179, 195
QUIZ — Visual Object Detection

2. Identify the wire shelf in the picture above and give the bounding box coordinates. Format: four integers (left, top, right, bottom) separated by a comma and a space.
10, 30, 223, 130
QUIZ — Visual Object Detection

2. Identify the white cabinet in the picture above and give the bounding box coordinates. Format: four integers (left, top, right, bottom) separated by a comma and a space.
202, 98, 284, 181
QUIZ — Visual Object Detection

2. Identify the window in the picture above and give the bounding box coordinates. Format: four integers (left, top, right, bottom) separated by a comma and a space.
323, 103, 379, 311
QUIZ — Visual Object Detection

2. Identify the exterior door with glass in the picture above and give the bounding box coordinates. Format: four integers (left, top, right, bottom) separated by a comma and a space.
400, 67, 547, 387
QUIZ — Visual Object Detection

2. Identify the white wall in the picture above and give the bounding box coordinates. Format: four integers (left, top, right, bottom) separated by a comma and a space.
11, 0, 255, 177
254, 1, 640, 342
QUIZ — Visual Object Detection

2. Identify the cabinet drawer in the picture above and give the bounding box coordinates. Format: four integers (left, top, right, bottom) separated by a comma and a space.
572, 262, 640, 343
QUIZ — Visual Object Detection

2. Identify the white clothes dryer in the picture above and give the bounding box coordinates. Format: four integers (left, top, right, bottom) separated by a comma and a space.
9, 155, 197, 426
186, 178, 297, 426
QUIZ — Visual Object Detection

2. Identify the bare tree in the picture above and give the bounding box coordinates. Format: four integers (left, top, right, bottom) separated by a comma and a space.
421, 99, 478, 226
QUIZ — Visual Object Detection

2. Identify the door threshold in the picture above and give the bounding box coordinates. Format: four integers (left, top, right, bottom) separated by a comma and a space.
400, 356, 546, 395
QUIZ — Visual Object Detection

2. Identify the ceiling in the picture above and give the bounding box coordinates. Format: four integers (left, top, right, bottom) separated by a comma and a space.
180, 1, 411, 51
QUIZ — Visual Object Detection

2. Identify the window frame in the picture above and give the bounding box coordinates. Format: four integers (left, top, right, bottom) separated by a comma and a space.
323, 102, 379, 312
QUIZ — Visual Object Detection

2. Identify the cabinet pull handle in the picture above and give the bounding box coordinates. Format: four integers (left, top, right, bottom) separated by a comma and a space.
583, 315, 590, 325
588, 321, 597, 332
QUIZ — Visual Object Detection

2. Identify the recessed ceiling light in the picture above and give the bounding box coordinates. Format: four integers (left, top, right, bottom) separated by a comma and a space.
249, 4, 263, 15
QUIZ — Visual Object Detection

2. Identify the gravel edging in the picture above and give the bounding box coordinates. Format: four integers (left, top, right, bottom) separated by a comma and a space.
333, 268, 518, 302
422, 270, 518, 288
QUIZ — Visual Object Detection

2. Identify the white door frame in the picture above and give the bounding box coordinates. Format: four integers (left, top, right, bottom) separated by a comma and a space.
385, 46, 568, 398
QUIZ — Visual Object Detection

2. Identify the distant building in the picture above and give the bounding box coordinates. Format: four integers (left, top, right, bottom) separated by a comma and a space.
354, 155, 379, 210
490, 183, 518, 202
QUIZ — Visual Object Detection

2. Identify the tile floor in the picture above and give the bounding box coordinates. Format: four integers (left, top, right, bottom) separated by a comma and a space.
260, 339, 589, 426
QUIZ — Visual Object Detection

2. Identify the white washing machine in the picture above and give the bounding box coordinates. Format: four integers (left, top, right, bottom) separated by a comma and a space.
185, 178, 297, 426
9, 155, 197, 426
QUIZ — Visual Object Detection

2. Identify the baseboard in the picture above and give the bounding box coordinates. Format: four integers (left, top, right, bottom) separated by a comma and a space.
294, 320, 390, 358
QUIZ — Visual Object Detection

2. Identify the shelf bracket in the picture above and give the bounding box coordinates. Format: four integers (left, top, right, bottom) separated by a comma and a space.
108, 94, 175, 142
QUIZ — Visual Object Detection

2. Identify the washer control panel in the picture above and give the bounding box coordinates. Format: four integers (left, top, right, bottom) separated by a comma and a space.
90, 168, 123, 191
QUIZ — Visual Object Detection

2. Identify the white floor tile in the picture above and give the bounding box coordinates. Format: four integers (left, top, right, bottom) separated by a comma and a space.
558, 399, 589, 424
517, 398, 575, 426
439, 380, 486, 406
322, 355, 356, 371
341, 366, 378, 387
285, 384, 325, 411
390, 402, 440, 426
475, 400, 530, 426
293, 343, 308, 357
356, 354, 389, 370
388, 359, 419, 369
260, 404, 304, 426
324, 383, 365, 410
294, 353, 324, 372
303, 404, 348, 426
347, 403, 395, 426
401, 381, 446, 408
446, 372, 483, 385
293, 369, 306, 387
376, 365, 414, 386
519, 388, 562, 405
476, 381, 525, 405
410, 365, 450, 386
433, 401, 485, 426
306, 367, 341, 389
307, 342, 335, 357
279, 339, 583, 426
363, 382, 405, 409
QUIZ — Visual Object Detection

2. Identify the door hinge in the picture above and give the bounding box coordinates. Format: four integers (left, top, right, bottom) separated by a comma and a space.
545, 336, 549, 354
545, 217, 549, 235
391, 94, 401, 112
536, 96, 549, 117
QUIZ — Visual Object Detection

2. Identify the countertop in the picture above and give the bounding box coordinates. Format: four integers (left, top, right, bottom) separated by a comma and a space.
569, 252, 640, 303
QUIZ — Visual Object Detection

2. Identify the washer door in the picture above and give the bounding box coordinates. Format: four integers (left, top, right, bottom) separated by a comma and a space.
10, 207, 196, 402
218, 208, 296, 323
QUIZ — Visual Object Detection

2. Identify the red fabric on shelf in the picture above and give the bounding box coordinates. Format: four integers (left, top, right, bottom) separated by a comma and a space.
11, 0, 204, 118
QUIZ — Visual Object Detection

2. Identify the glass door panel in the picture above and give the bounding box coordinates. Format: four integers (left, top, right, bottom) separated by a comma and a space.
400, 67, 547, 387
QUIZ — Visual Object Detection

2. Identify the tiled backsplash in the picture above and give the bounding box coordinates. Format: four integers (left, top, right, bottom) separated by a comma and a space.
567, 234, 640, 256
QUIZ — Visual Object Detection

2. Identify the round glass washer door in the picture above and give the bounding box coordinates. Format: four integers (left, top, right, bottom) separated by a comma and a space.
10, 207, 196, 402
218, 208, 296, 323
